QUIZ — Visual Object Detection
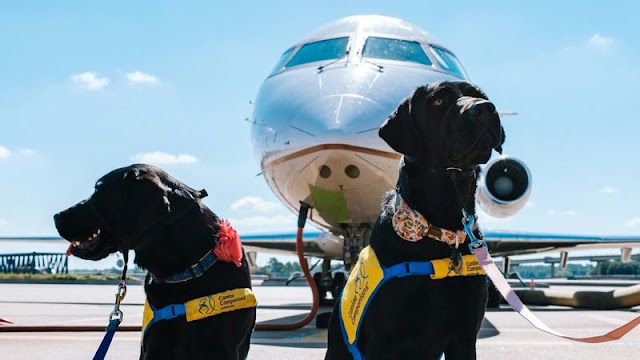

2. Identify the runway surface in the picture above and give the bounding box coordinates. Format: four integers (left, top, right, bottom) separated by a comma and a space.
1, 282, 639, 359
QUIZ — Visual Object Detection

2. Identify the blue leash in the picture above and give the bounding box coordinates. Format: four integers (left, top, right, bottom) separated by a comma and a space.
93, 252, 128, 360
93, 318, 122, 360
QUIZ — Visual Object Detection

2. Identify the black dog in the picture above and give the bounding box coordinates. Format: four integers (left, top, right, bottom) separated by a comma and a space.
325, 81, 504, 360
54, 164, 256, 360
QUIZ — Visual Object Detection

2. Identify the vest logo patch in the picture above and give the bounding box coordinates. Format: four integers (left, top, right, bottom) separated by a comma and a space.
340, 246, 384, 344
198, 295, 218, 315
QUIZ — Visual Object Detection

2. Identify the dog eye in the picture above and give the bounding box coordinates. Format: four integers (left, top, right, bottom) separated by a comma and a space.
432, 98, 444, 106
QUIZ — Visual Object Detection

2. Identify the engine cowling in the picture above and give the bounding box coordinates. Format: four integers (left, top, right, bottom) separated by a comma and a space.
477, 156, 532, 218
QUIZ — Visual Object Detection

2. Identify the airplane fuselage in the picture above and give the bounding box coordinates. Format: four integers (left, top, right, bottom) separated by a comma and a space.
251, 16, 466, 240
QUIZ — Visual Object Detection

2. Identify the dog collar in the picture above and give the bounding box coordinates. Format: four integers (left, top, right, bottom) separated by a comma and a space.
151, 249, 218, 284
392, 193, 467, 246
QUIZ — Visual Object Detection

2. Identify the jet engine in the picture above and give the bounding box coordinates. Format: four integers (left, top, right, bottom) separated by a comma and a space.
477, 157, 532, 218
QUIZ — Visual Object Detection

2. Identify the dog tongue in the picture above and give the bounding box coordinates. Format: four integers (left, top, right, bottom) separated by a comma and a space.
66, 243, 74, 256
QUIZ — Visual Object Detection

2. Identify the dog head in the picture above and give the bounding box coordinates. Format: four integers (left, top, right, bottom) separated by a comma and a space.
53, 164, 207, 260
379, 81, 504, 169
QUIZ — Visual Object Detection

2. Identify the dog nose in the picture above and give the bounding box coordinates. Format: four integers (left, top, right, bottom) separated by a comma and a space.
468, 101, 496, 118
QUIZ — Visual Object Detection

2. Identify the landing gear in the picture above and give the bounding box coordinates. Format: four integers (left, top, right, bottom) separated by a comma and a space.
313, 259, 347, 329
314, 223, 370, 328
313, 258, 347, 306
341, 224, 371, 269
311, 224, 369, 306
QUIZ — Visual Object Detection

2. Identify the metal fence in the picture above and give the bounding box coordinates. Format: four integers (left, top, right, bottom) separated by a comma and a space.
0, 252, 68, 274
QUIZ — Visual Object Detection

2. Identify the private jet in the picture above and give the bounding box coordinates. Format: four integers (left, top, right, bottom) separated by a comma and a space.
243, 15, 640, 303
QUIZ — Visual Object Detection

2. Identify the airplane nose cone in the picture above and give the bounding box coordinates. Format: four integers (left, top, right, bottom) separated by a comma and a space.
290, 95, 388, 137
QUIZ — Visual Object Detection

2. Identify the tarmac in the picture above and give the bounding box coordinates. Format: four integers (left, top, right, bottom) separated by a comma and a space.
1, 281, 639, 359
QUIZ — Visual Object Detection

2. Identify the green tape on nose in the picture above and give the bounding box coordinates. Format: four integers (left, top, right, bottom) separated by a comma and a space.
308, 184, 351, 223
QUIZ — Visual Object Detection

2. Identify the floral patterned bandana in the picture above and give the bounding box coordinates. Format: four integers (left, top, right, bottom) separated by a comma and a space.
392, 194, 467, 246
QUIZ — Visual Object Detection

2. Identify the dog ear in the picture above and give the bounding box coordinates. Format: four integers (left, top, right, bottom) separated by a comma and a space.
494, 125, 506, 154
379, 90, 422, 156
119, 172, 171, 239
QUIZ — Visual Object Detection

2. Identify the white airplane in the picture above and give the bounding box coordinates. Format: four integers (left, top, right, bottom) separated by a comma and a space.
1, 15, 639, 307
241, 15, 640, 302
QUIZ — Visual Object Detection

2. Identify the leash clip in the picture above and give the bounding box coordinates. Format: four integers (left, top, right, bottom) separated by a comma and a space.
461, 213, 487, 253
109, 281, 127, 322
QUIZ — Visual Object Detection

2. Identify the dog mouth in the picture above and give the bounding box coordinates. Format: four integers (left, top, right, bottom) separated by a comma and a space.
65, 228, 103, 256
451, 121, 502, 166
452, 134, 491, 165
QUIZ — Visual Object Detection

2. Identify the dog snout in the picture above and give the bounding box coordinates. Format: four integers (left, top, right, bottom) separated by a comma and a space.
467, 100, 496, 119
54, 200, 92, 237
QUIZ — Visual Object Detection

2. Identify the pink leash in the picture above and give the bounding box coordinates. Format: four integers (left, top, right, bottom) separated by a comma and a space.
473, 246, 640, 342
463, 214, 640, 343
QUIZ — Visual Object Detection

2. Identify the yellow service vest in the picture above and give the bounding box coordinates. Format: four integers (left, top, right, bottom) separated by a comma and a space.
142, 288, 257, 341
339, 246, 485, 359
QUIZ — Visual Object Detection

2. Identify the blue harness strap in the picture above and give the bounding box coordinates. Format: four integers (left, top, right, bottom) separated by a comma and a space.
340, 253, 436, 360
142, 303, 187, 339
383, 261, 435, 279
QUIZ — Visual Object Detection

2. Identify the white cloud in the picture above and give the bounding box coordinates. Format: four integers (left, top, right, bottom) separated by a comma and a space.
230, 215, 294, 227
600, 186, 618, 194
626, 217, 640, 228
0, 218, 8, 227
71, 72, 110, 91
587, 33, 614, 49
525, 201, 535, 208
548, 209, 581, 216
127, 71, 159, 85
0, 146, 39, 159
0, 145, 10, 159
226, 214, 310, 236
231, 196, 280, 212
131, 151, 198, 165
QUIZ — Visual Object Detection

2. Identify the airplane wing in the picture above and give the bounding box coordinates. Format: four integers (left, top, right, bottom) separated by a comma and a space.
240, 230, 640, 260
484, 231, 640, 257
239, 231, 332, 258
2, 231, 639, 260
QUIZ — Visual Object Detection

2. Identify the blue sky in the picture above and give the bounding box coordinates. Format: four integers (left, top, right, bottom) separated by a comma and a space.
1, 1, 640, 268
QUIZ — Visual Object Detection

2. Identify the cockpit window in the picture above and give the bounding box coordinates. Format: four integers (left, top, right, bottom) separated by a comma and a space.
285, 37, 349, 68
362, 37, 432, 66
270, 47, 294, 75
430, 46, 467, 79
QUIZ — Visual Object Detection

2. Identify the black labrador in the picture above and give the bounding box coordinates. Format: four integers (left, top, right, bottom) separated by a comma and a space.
325, 81, 504, 360
54, 164, 256, 360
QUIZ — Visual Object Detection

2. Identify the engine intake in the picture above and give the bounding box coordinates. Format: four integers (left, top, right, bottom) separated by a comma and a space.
477, 157, 532, 218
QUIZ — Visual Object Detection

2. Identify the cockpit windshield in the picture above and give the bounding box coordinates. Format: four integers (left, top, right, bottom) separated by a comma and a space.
285, 37, 350, 69
270, 47, 294, 75
430, 46, 467, 79
362, 36, 432, 66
